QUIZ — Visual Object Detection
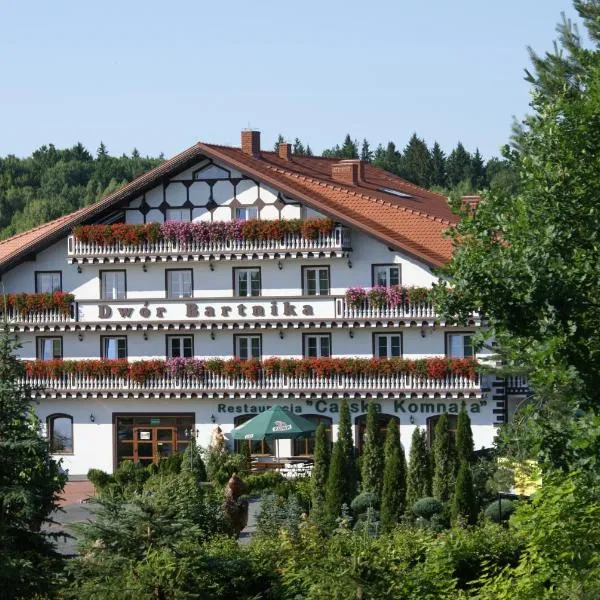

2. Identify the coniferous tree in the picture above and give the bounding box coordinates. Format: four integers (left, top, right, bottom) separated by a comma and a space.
338, 398, 357, 504
432, 413, 457, 503
305, 144, 313, 156
293, 138, 306, 156
181, 437, 207, 481
430, 141, 447, 188
311, 423, 330, 525
361, 401, 384, 499
406, 427, 431, 507
273, 133, 285, 151
325, 438, 345, 524
445, 142, 473, 187
380, 421, 406, 532
340, 134, 359, 159
470, 148, 486, 189
452, 460, 477, 525
0, 321, 67, 598
360, 138, 373, 162
401, 133, 432, 187
456, 406, 475, 464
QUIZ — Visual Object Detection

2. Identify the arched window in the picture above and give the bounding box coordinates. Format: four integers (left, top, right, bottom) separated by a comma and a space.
355, 412, 399, 454
47, 414, 73, 454
233, 414, 272, 456
293, 415, 333, 456
426, 414, 458, 447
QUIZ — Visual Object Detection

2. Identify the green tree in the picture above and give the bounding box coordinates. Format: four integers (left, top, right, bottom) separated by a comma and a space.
0, 322, 67, 599
470, 148, 486, 189
452, 460, 477, 525
311, 423, 330, 525
380, 421, 406, 532
361, 401, 384, 499
273, 133, 285, 151
400, 133, 432, 187
432, 414, 456, 503
406, 427, 432, 506
360, 138, 373, 162
180, 437, 207, 481
338, 398, 357, 503
430, 141, 447, 187
445, 141, 472, 187
456, 406, 475, 464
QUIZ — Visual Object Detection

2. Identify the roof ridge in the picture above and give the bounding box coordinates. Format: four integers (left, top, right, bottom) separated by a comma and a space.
262, 163, 453, 226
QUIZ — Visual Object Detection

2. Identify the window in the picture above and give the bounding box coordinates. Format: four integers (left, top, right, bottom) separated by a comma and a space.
303, 334, 331, 358
234, 335, 261, 360
426, 414, 458, 447
101, 336, 127, 359
303, 266, 330, 296
37, 337, 62, 360
166, 269, 193, 298
234, 415, 272, 455
372, 264, 401, 288
373, 334, 402, 358
234, 268, 261, 297
35, 271, 62, 293
166, 335, 194, 358
294, 415, 332, 456
235, 207, 258, 221
165, 208, 191, 222
355, 413, 399, 454
446, 333, 474, 358
47, 414, 73, 454
101, 271, 126, 300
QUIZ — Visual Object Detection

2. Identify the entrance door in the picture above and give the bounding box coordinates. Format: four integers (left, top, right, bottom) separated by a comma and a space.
133, 426, 176, 466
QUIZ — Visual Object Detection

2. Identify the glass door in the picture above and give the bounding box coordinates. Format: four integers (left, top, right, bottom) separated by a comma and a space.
132, 426, 176, 466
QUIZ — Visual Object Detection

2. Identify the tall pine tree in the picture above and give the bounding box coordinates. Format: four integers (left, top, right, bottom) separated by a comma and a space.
361, 401, 384, 499
338, 399, 357, 504
380, 421, 406, 532
452, 460, 477, 525
360, 138, 373, 162
456, 405, 475, 464
400, 133, 432, 188
406, 427, 431, 507
432, 414, 457, 503
445, 142, 473, 187
430, 142, 447, 188
311, 423, 330, 526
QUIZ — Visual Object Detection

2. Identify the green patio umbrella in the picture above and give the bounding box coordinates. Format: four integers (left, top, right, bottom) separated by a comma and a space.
232, 405, 317, 460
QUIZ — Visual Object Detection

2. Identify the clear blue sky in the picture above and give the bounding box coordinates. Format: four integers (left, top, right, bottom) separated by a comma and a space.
0, 0, 578, 160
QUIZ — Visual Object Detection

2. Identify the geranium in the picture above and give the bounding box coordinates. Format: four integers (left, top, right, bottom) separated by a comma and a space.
345, 287, 367, 309
385, 285, 404, 308
367, 286, 389, 308
426, 357, 450, 379
223, 358, 243, 379
405, 287, 431, 305
2, 292, 75, 316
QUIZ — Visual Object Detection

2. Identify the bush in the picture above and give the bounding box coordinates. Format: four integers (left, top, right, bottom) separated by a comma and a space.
412, 497, 444, 520
484, 498, 515, 523
245, 471, 286, 495
87, 468, 112, 491
350, 491, 378, 515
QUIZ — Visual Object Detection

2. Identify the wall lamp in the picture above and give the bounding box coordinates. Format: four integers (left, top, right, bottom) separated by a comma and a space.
277, 260, 283, 270
211, 414, 216, 424
78, 332, 84, 342
349, 329, 354, 339
143, 332, 148, 341
420, 327, 426, 338
347, 259, 353, 269
409, 415, 415, 424
209, 262, 215, 272
142, 263, 148, 273
279, 330, 285, 339
210, 331, 216, 340
77, 265, 82, 274
89, 413, 96, 423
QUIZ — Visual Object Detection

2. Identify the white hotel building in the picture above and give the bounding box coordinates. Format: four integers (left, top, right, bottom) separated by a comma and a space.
0, 131, 528, 476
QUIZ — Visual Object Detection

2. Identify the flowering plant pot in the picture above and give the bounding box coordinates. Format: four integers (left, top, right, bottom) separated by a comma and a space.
3, 292, 75, 316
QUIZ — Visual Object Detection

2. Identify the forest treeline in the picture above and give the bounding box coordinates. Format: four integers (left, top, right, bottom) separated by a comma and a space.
0, 134, 516, 241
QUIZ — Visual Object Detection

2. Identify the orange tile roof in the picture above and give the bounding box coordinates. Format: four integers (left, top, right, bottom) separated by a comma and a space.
0, 141, 456, 273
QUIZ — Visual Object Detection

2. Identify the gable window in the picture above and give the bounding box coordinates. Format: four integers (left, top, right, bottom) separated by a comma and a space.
47, 414, 73, 454
37, 337, 62, 360
166, 269, 193, 298
373, 333, 402, 358
101, 271, 126, 300
303, 334, 331, 358
372, 265, 401, 288
235, 207, 258, 221
303, 266, 330, 296
166, 208, 191, 222
101, 336, 127, 359
35, 271, 62, 293
234, 268, 261, 297
234, 335, 261, 360
446, 333, 474, 358
166, 335, 194, 358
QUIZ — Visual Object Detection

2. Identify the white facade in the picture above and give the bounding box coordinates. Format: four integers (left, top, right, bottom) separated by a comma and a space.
1, 155, 502, 475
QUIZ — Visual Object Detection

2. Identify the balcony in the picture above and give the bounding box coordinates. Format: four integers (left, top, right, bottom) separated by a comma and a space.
4, 305, 77, 326
337, 297, 437, 320
67, 225, 351, 264
25, 370, 480, 397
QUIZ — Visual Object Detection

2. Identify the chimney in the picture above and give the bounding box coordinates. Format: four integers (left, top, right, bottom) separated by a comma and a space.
278, 142, 292, 161
241, 129, 261, 157
462, 195, 481, 212
331, 159, 364, 186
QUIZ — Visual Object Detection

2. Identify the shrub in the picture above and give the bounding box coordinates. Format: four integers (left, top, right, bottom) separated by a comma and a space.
350, 491, 378, 515
245, 471, 286, 495
412, 497, 444, 520
484, 498, 515, 523
87, 468, 112, 491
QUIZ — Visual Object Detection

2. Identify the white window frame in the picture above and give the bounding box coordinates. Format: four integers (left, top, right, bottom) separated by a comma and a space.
166, 269, 193, 298
234, 268, 261, 297
304, 334, 331, 358
37, 337, 62, 360
235, 335, 262, 360
373, 265, 401, 288
166, 335, 194, 358
165, 208, 191, 222
35, 271, 62, 293
446, 333, 474, 358
303, 267, 330, 296
374, 334, 402, 358
101, 336, 128, 359
101, 271, 126, 300
235, 206, 259, 221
